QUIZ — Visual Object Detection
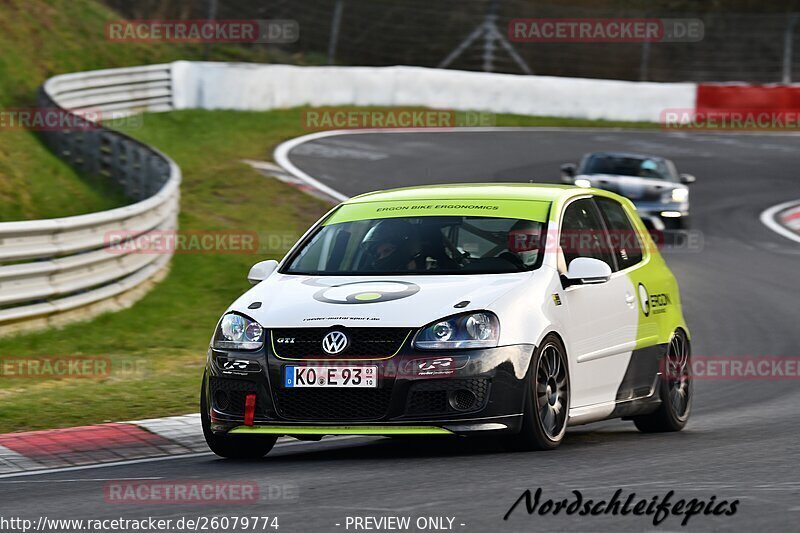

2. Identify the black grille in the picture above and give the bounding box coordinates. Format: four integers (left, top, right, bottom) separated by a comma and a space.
210, 377, 266, 416
273, 388, 392, 420
406, 378, 490, 416
271, 328, 410, 359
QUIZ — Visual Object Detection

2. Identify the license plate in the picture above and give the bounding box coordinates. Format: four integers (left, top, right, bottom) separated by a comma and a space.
284, 366, 378, 388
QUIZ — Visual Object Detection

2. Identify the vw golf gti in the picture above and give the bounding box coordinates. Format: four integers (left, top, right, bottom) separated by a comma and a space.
202, 184, 692, 457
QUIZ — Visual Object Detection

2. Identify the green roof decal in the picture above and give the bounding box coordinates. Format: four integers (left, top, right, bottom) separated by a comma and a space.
324, 199, 551, 225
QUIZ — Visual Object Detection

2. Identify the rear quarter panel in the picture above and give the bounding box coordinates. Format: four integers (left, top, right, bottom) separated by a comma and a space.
619, 197, 690, 345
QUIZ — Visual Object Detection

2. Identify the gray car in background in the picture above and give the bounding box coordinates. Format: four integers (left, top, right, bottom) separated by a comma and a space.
561, 152, 696, 229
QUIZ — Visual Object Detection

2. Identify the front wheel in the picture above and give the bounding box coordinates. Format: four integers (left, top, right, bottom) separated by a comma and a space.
633, 330, 692, 433
201, 373, 277, 458
506, 335, 570, 451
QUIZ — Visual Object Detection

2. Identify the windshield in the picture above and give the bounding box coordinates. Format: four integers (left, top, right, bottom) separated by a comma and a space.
283, 216, 546, 275
582, 155, 670, 180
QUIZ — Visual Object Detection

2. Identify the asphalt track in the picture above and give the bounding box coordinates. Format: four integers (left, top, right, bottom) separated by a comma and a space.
3, 129, 800, 532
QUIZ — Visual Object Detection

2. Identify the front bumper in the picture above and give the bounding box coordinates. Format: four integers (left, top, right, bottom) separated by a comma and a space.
204, 341, 535, 437
634, 200, 690, 221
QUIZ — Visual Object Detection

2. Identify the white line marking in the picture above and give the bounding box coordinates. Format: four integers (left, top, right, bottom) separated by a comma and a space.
0, 452, 214, 480
0, 436, 368, 480
318, 500, 450, 513
272, 127, 661, 203
0, 477, 162, 484
277, 127, 800, 249
277, 126, 800, 138
273, 131, 352, 202
274, 126, 800, 206
760, 199, 800, 244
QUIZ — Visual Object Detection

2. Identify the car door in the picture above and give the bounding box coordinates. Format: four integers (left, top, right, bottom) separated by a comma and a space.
558, 197, 637, 408
595, 196, 661, 401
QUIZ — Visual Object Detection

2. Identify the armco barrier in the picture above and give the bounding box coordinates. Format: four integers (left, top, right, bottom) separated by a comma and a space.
0, 64, 180, 335
1, 62, 746, 335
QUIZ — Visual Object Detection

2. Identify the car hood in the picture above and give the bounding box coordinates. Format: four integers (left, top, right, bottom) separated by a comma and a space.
226, 272, 534, 328
577, 174, 681, 201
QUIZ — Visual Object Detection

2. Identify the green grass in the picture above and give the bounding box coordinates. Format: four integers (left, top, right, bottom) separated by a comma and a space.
0, 108, 330, 431
0, 108, 651, 433
0, 132, 128, 221
0, 0, 314, 222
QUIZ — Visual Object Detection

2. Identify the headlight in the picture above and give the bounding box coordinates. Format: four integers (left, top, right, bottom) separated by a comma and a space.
414, 312, 500, 349
574, 179, 592, 188
213, 313, 264, 350
670, 188, 689, 203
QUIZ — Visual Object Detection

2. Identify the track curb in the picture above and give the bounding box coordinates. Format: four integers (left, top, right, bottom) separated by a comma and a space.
760, 199, 800, 244
0, 414, 207, 475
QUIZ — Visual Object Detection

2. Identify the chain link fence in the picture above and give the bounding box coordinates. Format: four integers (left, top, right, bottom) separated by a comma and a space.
104, 0, 800, 82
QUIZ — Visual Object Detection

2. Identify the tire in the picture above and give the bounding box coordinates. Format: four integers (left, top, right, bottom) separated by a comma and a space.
201, 373, 277, 459
633, 330, 692, 433
506, 334, 570, 451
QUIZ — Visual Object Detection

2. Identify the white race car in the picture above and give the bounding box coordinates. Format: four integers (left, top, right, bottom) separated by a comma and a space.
202, 184, 692, 457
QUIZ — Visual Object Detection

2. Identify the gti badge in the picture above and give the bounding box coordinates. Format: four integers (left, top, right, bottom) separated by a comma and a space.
322, 331, 349, 355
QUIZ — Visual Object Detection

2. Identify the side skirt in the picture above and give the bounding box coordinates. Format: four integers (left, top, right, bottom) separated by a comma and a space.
568, 373, 663, 426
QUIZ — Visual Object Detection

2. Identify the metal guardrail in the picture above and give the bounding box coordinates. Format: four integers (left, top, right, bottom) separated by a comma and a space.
0, 64, 181, 334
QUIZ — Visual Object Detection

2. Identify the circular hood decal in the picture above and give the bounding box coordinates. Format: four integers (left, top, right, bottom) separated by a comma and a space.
312, 281, 420, 304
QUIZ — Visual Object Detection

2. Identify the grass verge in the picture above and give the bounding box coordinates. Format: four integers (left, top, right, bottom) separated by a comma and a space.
0, 0, 311, 221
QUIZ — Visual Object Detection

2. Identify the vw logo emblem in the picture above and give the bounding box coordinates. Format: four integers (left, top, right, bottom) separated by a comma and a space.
322, 331, 349, 355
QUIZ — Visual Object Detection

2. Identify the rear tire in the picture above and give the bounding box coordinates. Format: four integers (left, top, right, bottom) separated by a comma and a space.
633, 330, 692, 433
201, 373, 277, 458
506, 334, 570, 451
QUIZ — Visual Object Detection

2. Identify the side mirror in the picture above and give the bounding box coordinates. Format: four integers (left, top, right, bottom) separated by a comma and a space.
564, 257, 612, 287
248, 259, 278, 284
679, 173, 696, 184
560, 163, 576, 183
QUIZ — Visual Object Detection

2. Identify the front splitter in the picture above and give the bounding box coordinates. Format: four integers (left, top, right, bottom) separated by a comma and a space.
229, 425, 453, 436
